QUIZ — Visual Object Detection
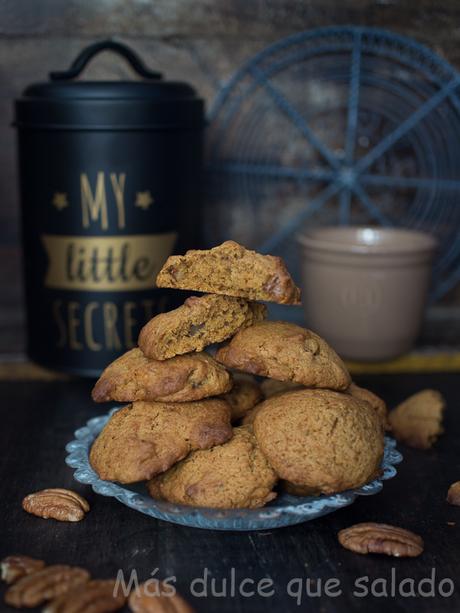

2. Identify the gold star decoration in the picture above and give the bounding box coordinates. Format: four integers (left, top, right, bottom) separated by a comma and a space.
52, 192, 69, 211
135, 190, 154, 210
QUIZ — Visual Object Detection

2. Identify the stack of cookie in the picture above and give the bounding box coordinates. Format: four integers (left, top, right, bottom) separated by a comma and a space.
90, 241, 386, 509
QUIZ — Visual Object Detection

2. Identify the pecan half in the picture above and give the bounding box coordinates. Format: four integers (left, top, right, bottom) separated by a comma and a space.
338, 523, 424, 557
44, 579, 126, 613
1, 555, 45, 584
388, 389, 445, 449
4, 565, 89, 607
447, 481, 460, 506
129, 581, 195, 612
22, 489, 90, 522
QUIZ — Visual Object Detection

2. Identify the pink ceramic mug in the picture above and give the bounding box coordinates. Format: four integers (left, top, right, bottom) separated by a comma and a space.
298, 227, 437, 361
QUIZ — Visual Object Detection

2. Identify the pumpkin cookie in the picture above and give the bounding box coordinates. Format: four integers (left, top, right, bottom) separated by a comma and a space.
156, 241, 301, 305
216, 321, 350, 390
243, 381, 302, 425
261, 379, 303, 399
90, 399, 232, 483
92, 348, 231, 403
147, 426, 277, 508
281, 482, 321, 496
139, 294, 266, 360
241, 403, 262, 426
221, 373, 263, 421
253, 389, 384, 494
347, 382, 389, 429
389, 389, 445, 449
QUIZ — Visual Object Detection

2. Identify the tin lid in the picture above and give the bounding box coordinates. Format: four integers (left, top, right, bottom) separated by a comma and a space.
15, 40, 204, 130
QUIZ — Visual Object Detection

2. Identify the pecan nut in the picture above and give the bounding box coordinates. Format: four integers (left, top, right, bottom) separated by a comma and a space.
338, 522, 424, 557
44, 579, 126, 613
22, 489, 90, 522
447, 481, 460, 506
4, 565, 90, 607
388, 389, 445, 449
1, 555, 45, 585
129, 581, 195, 612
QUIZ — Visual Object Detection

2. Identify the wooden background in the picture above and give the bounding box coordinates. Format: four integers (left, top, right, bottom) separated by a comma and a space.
2, 0, 460, 357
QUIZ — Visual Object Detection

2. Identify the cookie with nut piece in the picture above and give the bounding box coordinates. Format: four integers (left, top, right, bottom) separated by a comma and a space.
22, 489, 89, 522
216, 321, 351, 390
338, 522, 424, 557
92, 348, 231, 403
147, 426, 278, 509
156, 240, 301, 304
90, 400, 232, 483
139, 294, 266, 360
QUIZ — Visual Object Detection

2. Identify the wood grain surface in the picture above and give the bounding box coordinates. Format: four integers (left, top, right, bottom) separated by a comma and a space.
0, 373, 459, 611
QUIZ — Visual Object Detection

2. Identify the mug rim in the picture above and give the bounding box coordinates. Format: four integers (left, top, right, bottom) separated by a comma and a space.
297, 226, 437, 256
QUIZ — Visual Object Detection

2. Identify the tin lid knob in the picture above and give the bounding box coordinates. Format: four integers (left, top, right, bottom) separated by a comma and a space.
49, 39, 163, 81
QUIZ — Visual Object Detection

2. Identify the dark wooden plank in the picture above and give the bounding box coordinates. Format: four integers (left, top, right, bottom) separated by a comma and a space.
0, 0, 460, 54
0, 0, 415, 38
0, 374, 459, 612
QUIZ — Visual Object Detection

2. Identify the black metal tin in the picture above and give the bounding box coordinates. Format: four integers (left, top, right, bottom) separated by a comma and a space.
14, 40, 204, 376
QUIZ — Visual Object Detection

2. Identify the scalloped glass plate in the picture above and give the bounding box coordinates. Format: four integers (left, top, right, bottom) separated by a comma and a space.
65, 408, 402, 531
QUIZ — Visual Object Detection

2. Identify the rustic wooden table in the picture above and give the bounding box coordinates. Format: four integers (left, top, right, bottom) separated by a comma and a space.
0, 373, 459, 612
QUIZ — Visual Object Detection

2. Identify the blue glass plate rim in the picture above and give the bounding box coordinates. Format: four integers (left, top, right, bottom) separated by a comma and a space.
65, 407, 402, 531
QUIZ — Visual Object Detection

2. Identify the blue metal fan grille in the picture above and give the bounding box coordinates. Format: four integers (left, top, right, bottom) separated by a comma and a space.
206, 27, 460, 300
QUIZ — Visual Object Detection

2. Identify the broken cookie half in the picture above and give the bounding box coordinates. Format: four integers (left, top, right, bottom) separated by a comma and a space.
389, 389, 445, 449
156, 240, 301, 305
